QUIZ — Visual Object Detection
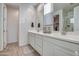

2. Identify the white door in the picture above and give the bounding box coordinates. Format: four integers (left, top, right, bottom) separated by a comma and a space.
3, 4, 7, 48
0, 4, 3, 51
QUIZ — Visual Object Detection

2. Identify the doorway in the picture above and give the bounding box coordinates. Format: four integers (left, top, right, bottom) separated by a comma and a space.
53, 15, 59, 31
5, 4, 19, 47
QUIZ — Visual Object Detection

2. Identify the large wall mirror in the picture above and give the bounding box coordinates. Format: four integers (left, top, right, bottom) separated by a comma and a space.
62, 3, 79, 33
44, 3, 52, 26
63, 8, 74, 32
43, 3, 53, 33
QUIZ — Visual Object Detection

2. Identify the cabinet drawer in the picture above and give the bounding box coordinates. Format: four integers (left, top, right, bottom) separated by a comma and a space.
36, 35, 43, 47
54, 39, 79, 52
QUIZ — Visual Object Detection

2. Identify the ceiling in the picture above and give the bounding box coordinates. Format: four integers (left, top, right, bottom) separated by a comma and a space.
6, 3, 39, 9
53, 3, 79, 12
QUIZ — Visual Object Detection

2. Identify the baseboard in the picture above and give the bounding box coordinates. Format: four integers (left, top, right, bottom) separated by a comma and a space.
0, 48, 3, 51
19, 42, 29, 47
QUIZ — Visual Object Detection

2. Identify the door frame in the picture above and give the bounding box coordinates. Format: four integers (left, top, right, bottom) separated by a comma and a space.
3, 4, 8, 49
17, 6, 20, 46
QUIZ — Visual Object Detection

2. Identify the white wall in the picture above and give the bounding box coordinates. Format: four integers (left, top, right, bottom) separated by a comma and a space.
7, 6, 19, 43
19, 4, 29, 46
26, 4, 44, 32
27, 6, 36, 31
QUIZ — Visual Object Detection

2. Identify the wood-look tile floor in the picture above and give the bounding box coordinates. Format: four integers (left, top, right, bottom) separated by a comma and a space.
0, 43, 40, 56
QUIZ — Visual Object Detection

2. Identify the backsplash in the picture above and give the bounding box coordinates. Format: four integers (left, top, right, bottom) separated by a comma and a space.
43, 26, 52, 33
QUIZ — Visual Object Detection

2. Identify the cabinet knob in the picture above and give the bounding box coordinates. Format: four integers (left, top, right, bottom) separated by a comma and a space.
75, 51, 78, 56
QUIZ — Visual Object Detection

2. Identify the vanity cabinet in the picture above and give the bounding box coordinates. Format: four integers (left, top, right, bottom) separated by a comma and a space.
43, 36, 79, 56
28, 32, 79, 56
28, 32, 43, 55
28, 32, 35, 48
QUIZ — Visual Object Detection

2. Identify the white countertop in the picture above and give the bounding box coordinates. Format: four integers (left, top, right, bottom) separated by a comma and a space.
28, 30, 79, 44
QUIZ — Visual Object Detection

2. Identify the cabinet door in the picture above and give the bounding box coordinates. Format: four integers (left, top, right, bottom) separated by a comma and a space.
35, 35, 42, 47
29, 33, 35, 48
35, 35, 43, 55
43, 39, 54, 56
54, 44, 75, 56
29, 33, 32, 45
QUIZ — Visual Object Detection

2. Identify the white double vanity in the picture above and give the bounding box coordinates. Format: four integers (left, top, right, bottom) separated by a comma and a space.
28, 30, 79, 56
28, 3, 79, 56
